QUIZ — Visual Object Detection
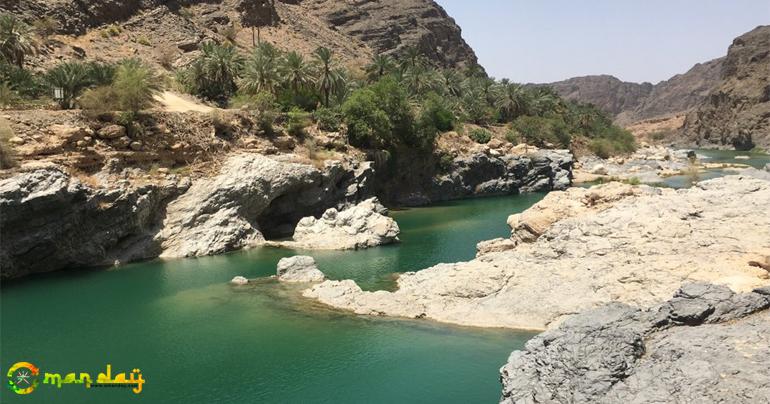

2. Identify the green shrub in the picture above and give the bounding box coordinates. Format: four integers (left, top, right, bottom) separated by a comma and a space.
79, 85, 119, 115
420, 92, 455, 132
314, 106, 341, 132
0, 63, 44, 98
45, 61, 91, 109
589, 138, 613, 159
341, 77, 414, 149
102, 24, 121, 38
0, 82, 18, 107
136, 36, 151, 46
112, 59, 161, 113
85, 62, 116, 87
513, 115, 571, 148
437, 151, 455, 172
0, 118, 17, 168
504, 129, 520, 144
468, 128, 492, 144
287, 107, 311, 137
231, 91, 277, 135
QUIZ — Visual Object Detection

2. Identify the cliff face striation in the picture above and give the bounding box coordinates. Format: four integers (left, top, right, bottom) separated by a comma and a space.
683, 25, 770, 150
300, 0, 478, 68
500, 283, 770, 403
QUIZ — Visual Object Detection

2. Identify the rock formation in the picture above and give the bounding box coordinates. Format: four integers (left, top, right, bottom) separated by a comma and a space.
0, 165, 188, 279
300, 0, 478, 68
304, 175, 770, 329
384, 150, 573, 206
545, 75, 654, 118
276, 255, 325, 283
684, 25, 770, 150
268, 198, 400, 250
230, 275, 249, 285
500, 283, 770, 403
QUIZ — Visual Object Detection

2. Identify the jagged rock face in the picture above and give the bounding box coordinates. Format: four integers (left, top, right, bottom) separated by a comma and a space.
269, 197, 400, 250
684, 25, 770, 150
386, 150, 573, 206
546, 75, 654, 117
618, 57, 723, 125
299, 0, 478, 68
0, 166, 188, 279
304, 175, 770, 329
500, 283, 770, 403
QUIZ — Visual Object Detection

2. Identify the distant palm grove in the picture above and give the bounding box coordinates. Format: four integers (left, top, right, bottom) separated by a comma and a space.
0, 13, 635, 158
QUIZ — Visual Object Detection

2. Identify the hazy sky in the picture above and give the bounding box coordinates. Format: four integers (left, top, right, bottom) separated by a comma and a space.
436, 0, 769, 84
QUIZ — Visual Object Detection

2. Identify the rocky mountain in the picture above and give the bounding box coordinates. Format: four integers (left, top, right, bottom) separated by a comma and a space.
547, 58, 723, 126
683, 25, 770, 150
3, 0, 478, 69
546, 75, 654, 118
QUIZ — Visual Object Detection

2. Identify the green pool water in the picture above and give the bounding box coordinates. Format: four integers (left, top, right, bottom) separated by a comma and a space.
1, 193, 544, 404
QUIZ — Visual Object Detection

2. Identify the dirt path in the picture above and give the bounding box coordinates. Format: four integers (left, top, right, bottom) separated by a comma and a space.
154, 91, 215, 113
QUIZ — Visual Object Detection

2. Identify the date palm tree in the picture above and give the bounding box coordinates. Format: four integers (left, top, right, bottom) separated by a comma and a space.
45, 61, 91, 109
240, 42, 280, 94
313, 47, 343, 107
187, 41, 243, 103
365, 54, 395, 82
112, 58, 161, 113
0, 14, 36, 68
280, 51, 311, 94
496, 82, 531, 122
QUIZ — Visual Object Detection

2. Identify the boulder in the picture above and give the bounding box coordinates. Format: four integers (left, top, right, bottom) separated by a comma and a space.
270, 197, 400, 250
276, 256, 325, 283
500, 283, 770, 403
97, 124, 126, 139
591, 164, 608, 175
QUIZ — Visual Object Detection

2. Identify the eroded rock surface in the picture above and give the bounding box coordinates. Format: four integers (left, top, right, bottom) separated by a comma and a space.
269, 198, 399, 250
0, 165, 188, 279
305, 175, 770, 329
500, 283, 770, 403
276, 256, 325, 283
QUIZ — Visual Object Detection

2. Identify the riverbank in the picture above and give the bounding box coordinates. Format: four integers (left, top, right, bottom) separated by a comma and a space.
304, 174, 770, 330
0, 148, 572, 279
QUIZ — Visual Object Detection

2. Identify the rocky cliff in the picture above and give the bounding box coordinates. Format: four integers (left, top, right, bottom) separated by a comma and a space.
500, 283, 770, 403
0, 149, 572, 279
5, 0, 478, 69
546, 58, 723, 126
683, 25, 770, 150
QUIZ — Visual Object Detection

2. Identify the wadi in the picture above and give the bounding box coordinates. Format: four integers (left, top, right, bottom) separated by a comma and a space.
0, 1, 768, 403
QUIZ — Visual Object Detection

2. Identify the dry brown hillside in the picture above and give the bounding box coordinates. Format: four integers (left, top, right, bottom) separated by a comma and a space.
4, 0, 478, 71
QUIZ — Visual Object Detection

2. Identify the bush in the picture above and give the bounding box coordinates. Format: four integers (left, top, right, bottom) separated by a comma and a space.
0, 82, 18, 107
468, 128, 492, 144
504, 129, 520, 144
287, 107, 311, 137
45, 61, 92, 109
112, 59, 161, 113
231, 91, 277, 135
0, 63, 44, 98
136, 36, 151, 46
513, 115, 571, 148
420, 92, 455, 132
79, 85, 119, 115
0, 118, 17, 168
314, 106, 341, 132
102, 24, 122, 38
341, 77, 414, 149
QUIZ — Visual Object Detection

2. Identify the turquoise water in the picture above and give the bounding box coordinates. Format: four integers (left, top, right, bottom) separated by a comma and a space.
1, 193, 544, 403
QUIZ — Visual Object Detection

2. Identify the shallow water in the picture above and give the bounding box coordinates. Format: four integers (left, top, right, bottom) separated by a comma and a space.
0, 193, 543, 404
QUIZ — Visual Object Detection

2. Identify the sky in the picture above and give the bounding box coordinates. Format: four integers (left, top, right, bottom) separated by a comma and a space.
435, 0, 770, 84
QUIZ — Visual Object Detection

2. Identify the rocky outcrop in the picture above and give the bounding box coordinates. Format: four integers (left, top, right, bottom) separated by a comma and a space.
301, 0, 478, 68
500, 283, 770, 403
684, 25, 770, 150
230, 275, 249, 285
268, 198, 400, 250
276, 255, 325, 283
574, 146, 702, 184
388, 150, 573, 206
156, 154, 373, 258
0, 165, 188, 279
545, 75, 654, 118
304, 175, 770, 329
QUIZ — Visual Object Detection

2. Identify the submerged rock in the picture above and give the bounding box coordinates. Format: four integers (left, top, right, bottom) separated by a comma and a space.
269, 198, 400, 250
230, 276, 249, 285
304, 175, 770, 329
276, 256, 325, 283
500, 283, 770, 403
